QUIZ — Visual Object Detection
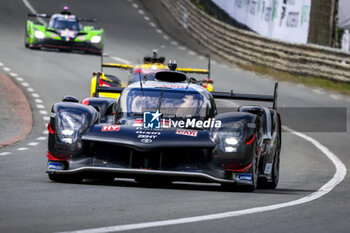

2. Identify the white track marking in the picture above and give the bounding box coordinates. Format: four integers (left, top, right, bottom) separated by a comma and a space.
156, 29, 163, 34
170, 41, 178, 46
163, 35, 170, 40
16, 77, 24, 81
22, 0, 46, 25
37, 137, 46, 141
28, 142, 39, 146
9, 72, 18, 77
27, 87, 34, 92
144, 16, 150, 21
0, 152, 11, 156
110, 56, 132, 65
43, 130, 49, 135
132, 3, 138, 8
35, 99, 43, 103
32, 93, 40, 98
138, 9, 144, 15
39, 110, 48, 115
3, 67, 10, 72
43, 116, 50, 121
21, 82, 29, 87
17, 147, 28, 151
57, 127, 346, 233
177, 46, 186, 51
0, 62, 3, 66
149, 22, 157, 28
36, 104, 45, 109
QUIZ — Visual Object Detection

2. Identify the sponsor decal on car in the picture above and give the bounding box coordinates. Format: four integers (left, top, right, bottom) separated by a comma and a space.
233, 173, 253, 184
60, 29, 76, 38
48, 162, 64, 171
102, 125, 120, 132
136, 130, 161, 139
176, 129, 198, 137
264, 163, 272, 174
141, 138, 153, 144
143, 111, 161, 129
133, 119, 143, 127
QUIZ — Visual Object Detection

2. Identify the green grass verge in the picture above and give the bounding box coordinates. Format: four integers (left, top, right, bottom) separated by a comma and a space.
189, 0, 205, 11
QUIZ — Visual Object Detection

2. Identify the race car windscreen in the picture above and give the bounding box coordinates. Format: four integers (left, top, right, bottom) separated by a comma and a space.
118, 88, 212, 119
50, 18, 81, 31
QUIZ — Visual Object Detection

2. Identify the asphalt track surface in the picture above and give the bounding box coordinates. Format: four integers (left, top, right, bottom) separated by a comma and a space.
0, 1, 349, 232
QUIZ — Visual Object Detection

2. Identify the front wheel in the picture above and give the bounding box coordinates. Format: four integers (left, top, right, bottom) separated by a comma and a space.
244, 152, 258, 192
259, 133, 280, 189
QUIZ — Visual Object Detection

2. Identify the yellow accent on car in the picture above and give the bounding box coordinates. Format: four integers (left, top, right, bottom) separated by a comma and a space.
90, 73, 126, 99
102, 63, 134, 70
176, 68, 209, 74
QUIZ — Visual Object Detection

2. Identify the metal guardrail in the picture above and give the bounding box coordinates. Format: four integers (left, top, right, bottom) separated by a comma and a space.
161, 0, 350, 83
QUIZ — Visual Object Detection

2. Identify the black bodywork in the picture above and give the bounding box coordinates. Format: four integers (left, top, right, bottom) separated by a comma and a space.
47, 71, 281, 191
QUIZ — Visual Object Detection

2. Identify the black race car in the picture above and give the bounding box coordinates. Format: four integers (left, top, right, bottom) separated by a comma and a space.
46, 66, 281, 191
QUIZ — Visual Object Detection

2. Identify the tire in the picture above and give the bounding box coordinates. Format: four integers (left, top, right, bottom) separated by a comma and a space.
244, 150, 258, 192
258, 131, 281, 189
48, 174, 82, 183
24, 23, 29, 48
228, 142, 259, 192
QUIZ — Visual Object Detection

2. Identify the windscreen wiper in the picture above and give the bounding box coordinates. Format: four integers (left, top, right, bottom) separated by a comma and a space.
156, 89, 164, 113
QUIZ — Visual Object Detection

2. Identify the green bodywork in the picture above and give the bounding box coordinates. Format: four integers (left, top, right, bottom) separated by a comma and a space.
25, 20, 104, 51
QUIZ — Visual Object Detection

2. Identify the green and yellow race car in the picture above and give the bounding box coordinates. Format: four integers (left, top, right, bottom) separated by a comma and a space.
25, 7, 104, 55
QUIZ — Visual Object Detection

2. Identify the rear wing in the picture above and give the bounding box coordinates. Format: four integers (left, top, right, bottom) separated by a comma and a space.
211, 83, 278, 110
78, 18, 97, 22
102, 63, 134, 70
101, 62, 209, 74
28, 13, 51, 18
176, 68, 208, 74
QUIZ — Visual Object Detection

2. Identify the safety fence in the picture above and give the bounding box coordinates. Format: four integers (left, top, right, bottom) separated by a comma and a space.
161, 0, 350, 83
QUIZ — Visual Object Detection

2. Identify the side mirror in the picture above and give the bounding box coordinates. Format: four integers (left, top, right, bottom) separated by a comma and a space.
62, 95, 79, 103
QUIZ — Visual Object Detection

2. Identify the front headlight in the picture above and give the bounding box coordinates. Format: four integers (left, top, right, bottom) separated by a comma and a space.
224, 137, 238, 146
34, 30, 45, 39
91, 35, 101, 43
214, 122, 243, 153
57, 111, 87, 144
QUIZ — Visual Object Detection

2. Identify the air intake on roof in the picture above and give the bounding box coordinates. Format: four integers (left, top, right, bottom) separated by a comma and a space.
155, 71, 187, 82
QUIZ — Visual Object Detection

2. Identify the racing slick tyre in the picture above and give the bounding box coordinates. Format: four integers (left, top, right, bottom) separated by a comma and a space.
243, 150, 258, 192
221, 141, 259, 192
48, 174, 82, 183
24, 23, 29, 48
259, 133, 281, 189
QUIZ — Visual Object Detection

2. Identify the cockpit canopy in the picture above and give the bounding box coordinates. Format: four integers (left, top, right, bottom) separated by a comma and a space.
49, 14, 81, 31
115, 82, 216, 122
